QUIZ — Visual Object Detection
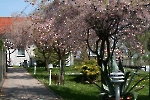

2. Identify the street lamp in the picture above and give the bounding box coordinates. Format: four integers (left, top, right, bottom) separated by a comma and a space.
110, 71, 124, 100
48, 64, 53, 85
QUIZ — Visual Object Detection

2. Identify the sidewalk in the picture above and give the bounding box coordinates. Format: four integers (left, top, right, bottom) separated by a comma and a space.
0, 68, 61, 100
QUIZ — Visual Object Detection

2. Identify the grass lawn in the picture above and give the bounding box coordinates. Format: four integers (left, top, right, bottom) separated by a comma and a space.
27, 66, 150, 100
125, 68, 149, 100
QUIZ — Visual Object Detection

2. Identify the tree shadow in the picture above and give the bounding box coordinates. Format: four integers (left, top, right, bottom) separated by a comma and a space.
1, 86, 60, 100
66, 74, 83, 83
1, 68, 62, 99
7, 68, 28, 73
50, 85, 99, 100
137, 95, 150, 100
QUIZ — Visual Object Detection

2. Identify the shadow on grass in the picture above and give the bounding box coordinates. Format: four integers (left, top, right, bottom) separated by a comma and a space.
67, 75, 83, 83
137, 95, 150, 100
67, 74, 99, 84
49, 85, 99, 100
52, 75, 100, 100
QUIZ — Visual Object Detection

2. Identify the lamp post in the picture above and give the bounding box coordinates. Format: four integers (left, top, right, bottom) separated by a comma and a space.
59, 60, 61, 85
34, 62, 37, 75
48, 64, 53, 85
110, 71, 124, 100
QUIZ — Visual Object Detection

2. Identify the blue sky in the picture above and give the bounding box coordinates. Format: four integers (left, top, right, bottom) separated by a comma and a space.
0, 0, 37, 17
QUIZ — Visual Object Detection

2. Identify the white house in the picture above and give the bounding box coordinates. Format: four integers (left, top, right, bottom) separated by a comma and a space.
1, 17, 75, 67
7, 45, 36, 67
0, 17, 36, 67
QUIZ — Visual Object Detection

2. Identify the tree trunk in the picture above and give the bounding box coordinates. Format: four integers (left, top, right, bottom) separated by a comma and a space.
45, 58, 48, 71
81, 46, 89, 60
59, 60, 64, 85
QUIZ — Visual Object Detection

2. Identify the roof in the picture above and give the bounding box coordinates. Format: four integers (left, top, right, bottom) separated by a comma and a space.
0, 17, 13, 33
0, 17, 27, 33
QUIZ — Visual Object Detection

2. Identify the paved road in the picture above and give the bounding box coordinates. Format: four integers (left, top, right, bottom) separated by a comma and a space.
0, 68, 61, 100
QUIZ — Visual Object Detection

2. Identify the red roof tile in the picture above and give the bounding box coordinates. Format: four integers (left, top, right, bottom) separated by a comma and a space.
0, 17, 13, 33
0, 17, 27, 33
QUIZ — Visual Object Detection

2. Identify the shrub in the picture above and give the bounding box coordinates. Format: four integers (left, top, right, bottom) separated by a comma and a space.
34, 48, 59, 67
75, 59, 100, 82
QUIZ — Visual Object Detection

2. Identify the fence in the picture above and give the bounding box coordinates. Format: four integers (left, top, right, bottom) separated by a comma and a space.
0, 48, 6, 88
124, 65, 147, 71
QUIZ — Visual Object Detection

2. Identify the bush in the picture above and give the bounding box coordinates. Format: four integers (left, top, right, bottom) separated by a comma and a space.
75, 59, 100, 82
34, 48, 59, 67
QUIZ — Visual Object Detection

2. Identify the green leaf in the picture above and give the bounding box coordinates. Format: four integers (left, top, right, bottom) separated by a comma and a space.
118, 59, 124, 73
120, 71, 131, 95
112, 56, 119, 72
132, 91, 138, 100
87, 77, 110, 94
134, 85, 144, 92
127, 75, 148, 94
123, 69, 138, 94
100, 68, 115, 95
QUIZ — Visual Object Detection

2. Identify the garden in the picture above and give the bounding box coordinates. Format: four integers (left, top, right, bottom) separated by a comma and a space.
26, 58, 149, 100
1, 0, 150, 100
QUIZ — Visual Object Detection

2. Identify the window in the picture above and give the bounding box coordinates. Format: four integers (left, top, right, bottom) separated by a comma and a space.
17, 49, 25, 57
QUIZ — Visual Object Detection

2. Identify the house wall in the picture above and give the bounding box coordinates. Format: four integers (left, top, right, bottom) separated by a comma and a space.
8, 49, 29, 66
8, 45, 75, 67
8, 45, 36, 66
66, 52, 74, 66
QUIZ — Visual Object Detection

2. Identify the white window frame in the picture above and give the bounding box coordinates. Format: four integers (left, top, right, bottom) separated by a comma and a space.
17, 49, 25, 57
